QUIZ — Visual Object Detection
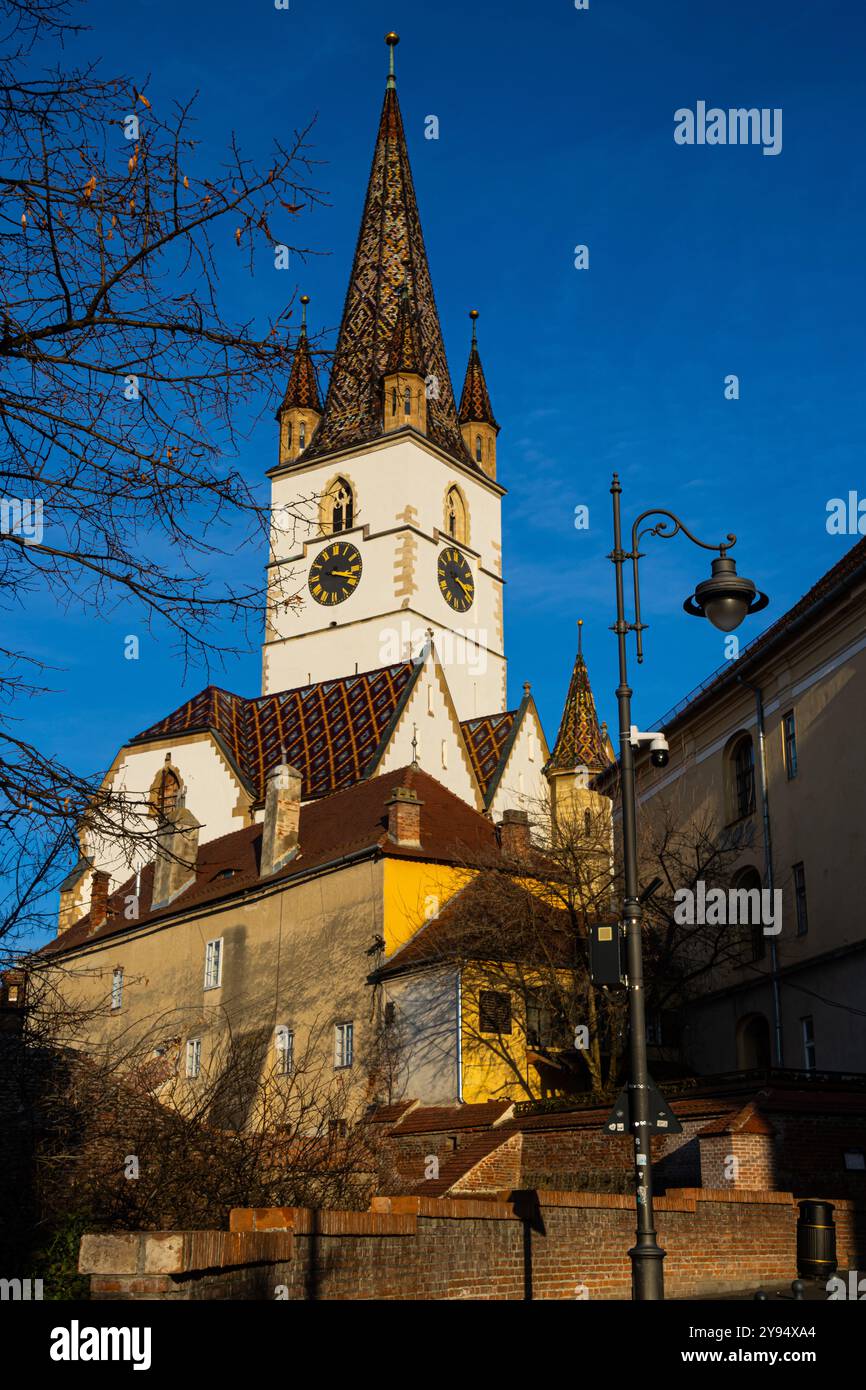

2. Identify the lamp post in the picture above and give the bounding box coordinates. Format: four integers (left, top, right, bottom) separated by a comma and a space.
609, 471, 768, 1302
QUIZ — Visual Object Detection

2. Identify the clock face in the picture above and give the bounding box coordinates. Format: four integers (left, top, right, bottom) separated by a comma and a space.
437, 546, 474, 613
309, 541, 363, 606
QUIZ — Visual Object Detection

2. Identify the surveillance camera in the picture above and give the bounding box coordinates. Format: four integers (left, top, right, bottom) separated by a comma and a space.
629, 725, 670, 769
649, 736, 669, 769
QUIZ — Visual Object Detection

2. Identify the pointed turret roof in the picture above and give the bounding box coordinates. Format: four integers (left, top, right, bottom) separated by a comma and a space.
304, 37, 469, 465
276, 295, 321, 417
546, 623, 612, 775
458, 311, 499, 430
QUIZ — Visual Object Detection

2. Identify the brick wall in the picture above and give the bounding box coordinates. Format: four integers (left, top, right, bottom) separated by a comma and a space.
81, 1186, 859, 1301
699, 1133, 777, 1190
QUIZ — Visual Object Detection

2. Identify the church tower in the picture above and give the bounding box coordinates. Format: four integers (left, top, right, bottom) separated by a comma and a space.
262, 34, 507, 719
545, 621, 614, 833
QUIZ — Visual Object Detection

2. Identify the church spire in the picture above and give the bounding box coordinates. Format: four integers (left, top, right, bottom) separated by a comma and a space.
546, 621, 612, 776
304, 34, 468, 465
276, 295, 322, 464
458, 309, 499, 478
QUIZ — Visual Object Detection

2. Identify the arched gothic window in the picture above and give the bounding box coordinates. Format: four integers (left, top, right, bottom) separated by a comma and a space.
285, 420, 293, 450
330, 478, 354, 534
475, 434, 483, 463
583, 808, 592, 838
299, 419, 307, 449
391, 387, 398, 417
445, 486, 468, 544
403, 386, 412, 417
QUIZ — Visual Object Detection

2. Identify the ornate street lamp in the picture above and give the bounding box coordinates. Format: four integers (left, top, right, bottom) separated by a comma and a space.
608, 473, 768, 1302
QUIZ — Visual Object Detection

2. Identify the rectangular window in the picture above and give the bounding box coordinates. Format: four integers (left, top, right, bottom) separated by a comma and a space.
275, 1026, 294, 1076
801, 1015, 816, 1071
479, 990, 512, 1035
111, 967, 124, 1011
793, 863, 808, 936
782, 710, 798, 780
334, 1022, 354, 1069
204, 938, 223, 990
844, 1150, 866, 1172
186, 1038, 201, 1079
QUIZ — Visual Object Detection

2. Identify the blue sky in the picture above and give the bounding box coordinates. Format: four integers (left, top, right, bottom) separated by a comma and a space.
12, 0, 866, 786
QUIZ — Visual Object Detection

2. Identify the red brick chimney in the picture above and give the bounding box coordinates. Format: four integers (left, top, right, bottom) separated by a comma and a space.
499, 809, 531, 857
386, 786, 423, 847
89, 870, 110, 929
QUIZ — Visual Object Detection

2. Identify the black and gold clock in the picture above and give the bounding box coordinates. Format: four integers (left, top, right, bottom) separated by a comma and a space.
308, 541, 363, 606
437, 546, 474, 613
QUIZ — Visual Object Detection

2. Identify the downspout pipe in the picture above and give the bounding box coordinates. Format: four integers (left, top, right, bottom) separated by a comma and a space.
456, 969, 463, 1103
736, 675, 783, 1066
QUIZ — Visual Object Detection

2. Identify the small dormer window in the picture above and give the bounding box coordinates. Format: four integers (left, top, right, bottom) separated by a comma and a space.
475, 433, 483, 463
403, 386, 412, 417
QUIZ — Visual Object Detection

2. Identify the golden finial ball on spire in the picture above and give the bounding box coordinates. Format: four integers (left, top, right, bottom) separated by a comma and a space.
385, 31, 400, 46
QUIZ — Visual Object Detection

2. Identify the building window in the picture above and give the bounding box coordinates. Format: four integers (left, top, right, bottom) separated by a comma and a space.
299, 419, 306, 449
793, 862, 808, 936
334, 1021, 354, 1069
186, 1038, 201, 1079
204, 938, 223, 990
801, 1015, 816, 1071
475, 433, 483, 463
403, 386, 412, 417
731, 734, 756, 820
391, 387, 398, 417
844, 1149, 866, 1171
583, 808, 592, 838
447, 480, 467, 539
782, 710, 798, 780
285, 420, 293, 450
479, 990, 512, 1035
330, 478, 354, 533
275, 1026, 294, 1076
732, 866, 765, 962
445, 486, 468, 543
111, 967, 124, 1011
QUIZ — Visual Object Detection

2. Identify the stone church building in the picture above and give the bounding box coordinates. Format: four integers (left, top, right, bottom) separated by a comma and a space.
38, 39, 614, 1111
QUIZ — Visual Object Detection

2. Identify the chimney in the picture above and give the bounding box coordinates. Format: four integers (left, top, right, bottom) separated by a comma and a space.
89, 870, 110, 929
386, 786, 423, 847
499, 808, 531, 858
151, 799, 201, 909
260, 762, 302, 876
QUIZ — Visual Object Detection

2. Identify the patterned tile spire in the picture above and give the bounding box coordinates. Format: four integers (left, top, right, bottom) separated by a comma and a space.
304, 35, 469, 464
276, 295, 322, 416
386, 280, 425, 375
546, 620, 612, 775
458, 310, 499, 429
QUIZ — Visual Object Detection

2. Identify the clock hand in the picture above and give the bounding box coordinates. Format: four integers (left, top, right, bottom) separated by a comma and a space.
455, 576, 472, 598
329, 570, 357, 578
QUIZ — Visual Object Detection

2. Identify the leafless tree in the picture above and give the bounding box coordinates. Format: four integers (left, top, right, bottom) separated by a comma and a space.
0, 0, 328, 949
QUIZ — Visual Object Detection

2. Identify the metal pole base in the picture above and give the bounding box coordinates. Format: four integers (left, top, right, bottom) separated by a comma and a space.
629, 1239, 666, 1301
